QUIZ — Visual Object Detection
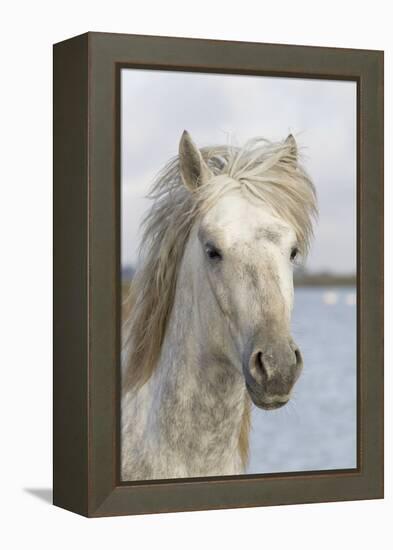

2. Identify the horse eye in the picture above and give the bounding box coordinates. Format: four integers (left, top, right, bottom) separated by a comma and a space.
290, 247, 299, 262
205, 243, 222, 261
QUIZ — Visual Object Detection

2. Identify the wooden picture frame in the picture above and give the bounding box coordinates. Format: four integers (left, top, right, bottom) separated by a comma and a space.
53, 32, 384, 517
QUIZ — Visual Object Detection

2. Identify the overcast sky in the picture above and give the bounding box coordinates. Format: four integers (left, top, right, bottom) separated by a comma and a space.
121, 70, 356, 274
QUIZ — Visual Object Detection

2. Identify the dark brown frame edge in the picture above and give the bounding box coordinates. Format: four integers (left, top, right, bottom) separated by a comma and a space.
53, 32, 383, 517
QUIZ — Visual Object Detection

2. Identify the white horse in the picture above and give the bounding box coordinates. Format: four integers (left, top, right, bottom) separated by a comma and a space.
121, 131, 317, 480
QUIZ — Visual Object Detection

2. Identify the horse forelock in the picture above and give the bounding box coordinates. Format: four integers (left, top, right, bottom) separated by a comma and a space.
122, 137, 317, 391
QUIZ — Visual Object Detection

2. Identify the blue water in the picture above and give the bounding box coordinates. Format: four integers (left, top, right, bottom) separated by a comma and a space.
248, 287, 357, 474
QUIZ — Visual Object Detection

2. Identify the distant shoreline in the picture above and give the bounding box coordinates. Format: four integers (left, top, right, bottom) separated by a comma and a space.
294, 275, 356, 287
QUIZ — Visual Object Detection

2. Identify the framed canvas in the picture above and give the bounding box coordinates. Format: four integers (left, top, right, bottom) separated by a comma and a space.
53, 32, 384, 517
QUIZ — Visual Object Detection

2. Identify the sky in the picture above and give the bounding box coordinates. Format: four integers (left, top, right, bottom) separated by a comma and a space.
121, 70, 356, 274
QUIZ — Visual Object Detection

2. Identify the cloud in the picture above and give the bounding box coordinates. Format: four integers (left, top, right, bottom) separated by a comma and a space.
121, 69, 356, 273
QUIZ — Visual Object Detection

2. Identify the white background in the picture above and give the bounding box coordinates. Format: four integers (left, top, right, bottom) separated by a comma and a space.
1, 1, 391, 549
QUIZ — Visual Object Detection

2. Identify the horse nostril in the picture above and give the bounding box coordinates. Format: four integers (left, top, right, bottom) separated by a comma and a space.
249, 351, 269, 384
294, 348, 302, 366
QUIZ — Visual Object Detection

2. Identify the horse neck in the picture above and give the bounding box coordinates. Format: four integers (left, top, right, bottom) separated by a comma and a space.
123, 239, 249, 479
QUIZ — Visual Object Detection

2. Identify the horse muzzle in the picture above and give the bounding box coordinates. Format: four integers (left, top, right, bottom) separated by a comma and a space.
242, 340, 303, 410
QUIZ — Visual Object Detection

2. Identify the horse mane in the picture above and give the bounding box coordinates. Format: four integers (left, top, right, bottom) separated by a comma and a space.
122, 137, 317, 391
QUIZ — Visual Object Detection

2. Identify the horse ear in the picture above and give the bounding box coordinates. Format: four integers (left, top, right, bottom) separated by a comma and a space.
284, 134, 298, 165
179, 130, 212, 191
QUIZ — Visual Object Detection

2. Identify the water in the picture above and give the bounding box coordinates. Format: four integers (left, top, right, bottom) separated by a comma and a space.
247, 287, 357, 474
